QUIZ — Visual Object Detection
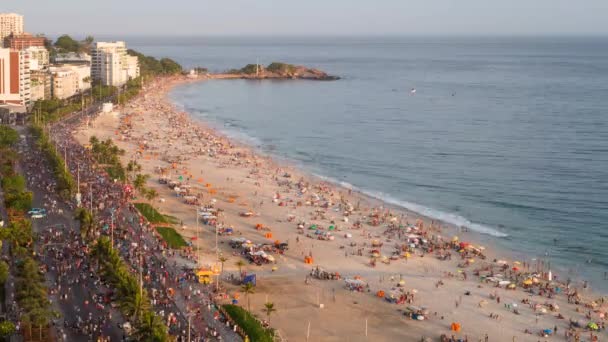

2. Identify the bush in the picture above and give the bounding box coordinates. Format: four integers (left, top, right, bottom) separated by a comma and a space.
222, 304, 274, 342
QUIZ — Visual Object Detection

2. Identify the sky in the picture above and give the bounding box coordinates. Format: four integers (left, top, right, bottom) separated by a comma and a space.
3, 0, 608, 37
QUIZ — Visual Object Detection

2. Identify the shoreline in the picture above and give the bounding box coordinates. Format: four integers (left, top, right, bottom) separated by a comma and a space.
76, 75, 607, 341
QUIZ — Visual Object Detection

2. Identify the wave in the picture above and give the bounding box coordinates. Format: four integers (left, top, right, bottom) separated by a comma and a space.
313, 174, 509, 238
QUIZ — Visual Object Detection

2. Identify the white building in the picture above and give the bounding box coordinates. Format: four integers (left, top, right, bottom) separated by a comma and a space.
25, 46, 49, 71
0, 13, 24, 47
91, 41, 139, 87
125, 55, 140, 81
0, 48, 30, 107
53, 52, 91, 64
50, 66, 79, 100
49, 64, 91, 99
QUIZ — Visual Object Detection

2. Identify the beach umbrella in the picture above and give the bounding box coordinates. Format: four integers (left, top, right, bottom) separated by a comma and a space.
543, 329, 552, 335
452, 236, 459, 242
588, 322, 599, 330
523, 279, 533, 285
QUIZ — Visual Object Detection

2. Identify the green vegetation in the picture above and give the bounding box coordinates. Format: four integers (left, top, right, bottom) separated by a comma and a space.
241, 282, 255, 312
263, 302, 277, 323
155, 227, 187, 249
228, 64, 263, 75
127, 49, 183, 77
222, 304, 274, 342
0, 320, 16, 338
134, 203, 170, 224
89, 136, 126, 181
0, 125, 19, 146
1, 175, 33, 213
32, 98, 83, 123
0, 133, 54, 340
74, 208, 96, 239
92, 237, 168, 341
53, 34, 94, 54
266, 62, 297, 74
30, 125, 76, 200
54, 35, 80, 53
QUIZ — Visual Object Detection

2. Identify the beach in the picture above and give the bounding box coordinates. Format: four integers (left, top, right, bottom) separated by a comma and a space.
74, 75, 607, 342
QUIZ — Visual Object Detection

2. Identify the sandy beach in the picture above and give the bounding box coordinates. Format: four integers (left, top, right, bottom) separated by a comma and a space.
74, 75, 607, 342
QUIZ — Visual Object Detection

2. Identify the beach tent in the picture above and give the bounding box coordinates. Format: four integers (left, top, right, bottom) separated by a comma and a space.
243, 274, 256, 286
450, 322, 461, 332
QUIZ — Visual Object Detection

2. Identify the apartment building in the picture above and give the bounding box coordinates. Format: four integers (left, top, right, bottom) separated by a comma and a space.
0, 47, 30, 107
25, 46, 50, 71
30, 69, 51, 101
91, 41, 139, 86
50, 66, 79, 100
0, 13, 23, 47
4, 33, 45, 50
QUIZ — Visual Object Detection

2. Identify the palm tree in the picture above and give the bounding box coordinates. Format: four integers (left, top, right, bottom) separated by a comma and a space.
263, 302, 277, 323
144, 189, 158, 201
241, 282, 256, 313
133, 311, 167, 342
126, 160, 142, 182
235, 259, 246, 278
219, 256, 228, 274
118, 277, 150, 321
133, 174, 150, 193
74, 207, 95, 239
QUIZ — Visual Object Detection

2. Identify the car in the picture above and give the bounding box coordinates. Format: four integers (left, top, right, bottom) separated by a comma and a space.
28, 208, 45, 215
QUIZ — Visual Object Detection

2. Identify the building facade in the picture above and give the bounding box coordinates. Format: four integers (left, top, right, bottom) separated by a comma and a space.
50, 66, 79, 100
30, 70, 51, 101
49, 64, 91, 99
0, 13, 23, 47
4, 33, 46, 50
53, 52, 91, 64
25, 46, 49, 71
91, 41, 138, 86
0, 48, 30, 107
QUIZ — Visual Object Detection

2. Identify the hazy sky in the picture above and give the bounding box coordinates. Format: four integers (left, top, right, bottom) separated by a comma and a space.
4, 0, 608, 37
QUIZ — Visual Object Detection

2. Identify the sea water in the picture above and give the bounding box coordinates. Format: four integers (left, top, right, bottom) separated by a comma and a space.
128, 36, 608, 290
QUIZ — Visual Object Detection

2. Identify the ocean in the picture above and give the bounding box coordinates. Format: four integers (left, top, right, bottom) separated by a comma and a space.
128, 36, 608, 290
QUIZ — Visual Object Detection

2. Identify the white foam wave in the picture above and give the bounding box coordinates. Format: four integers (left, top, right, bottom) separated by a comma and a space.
313, 174, 509, 238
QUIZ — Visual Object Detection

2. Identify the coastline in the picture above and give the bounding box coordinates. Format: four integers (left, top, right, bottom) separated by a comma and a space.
75, 75, 607, 341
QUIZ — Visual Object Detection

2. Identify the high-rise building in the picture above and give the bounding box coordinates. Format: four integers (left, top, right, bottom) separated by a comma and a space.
4, 33, 46, 50
91, 41, 139, 86
0, 48, 30, 107
0, 13, 23, 47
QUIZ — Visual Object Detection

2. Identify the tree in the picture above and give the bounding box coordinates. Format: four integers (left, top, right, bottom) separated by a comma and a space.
54, 35, 80, 53
160, 58, 182, 74
0, 125, 19, 147
133, 311, 167, 342
241, 282, 256, 312
263, 302, 277, 323
133, 174, 150, 193
74, 208, 95, 239
235, 259, 246, 277
127, 160, 142, 182
0, 260, 9, 285
144, 189, 158, 201
0, 320, 16, 338
219, 256, 228, 275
